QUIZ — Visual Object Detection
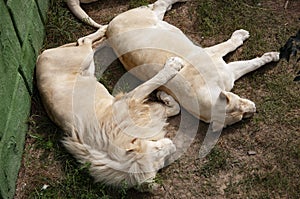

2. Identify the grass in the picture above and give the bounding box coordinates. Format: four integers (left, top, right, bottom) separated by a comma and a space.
30, 160, 111, 199
196, 1, 300, 198
43, 0, 93, 48
129, 0, 150, 9
16, 0, 300, 198
199, 147, 231, 178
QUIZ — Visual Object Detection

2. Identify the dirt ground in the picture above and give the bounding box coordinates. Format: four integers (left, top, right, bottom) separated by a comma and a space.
15, 0, 299, 198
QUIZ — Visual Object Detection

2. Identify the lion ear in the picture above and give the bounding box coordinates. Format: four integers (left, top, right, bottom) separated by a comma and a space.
126, 138, 141, 153
219, 91, 230, 103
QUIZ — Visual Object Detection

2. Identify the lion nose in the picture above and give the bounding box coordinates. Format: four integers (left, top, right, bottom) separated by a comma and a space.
243, 106, 256, 118
243, 112, 254, 118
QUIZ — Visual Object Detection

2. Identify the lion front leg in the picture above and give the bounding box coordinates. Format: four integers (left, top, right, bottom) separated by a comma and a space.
228, 52, 280, 80
129, 57, 184, 102
157, 91, 180, 117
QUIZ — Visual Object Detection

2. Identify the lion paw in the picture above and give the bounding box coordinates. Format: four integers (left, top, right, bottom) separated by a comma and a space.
164, 57, 184, 73
158, 138, 176, 155
157, 91, 173, 106
231, 29, 250, 42
262, 52, 280, 62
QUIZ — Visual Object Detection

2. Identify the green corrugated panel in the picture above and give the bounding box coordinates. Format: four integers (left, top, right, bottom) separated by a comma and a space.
1, 0, 49, 198
0, 0, 22, 139
35, 0, 50, 23
20, 38, 38, 93
7, 0, 45, 51
24, 4, 45, 56
0, 2, 26, 198
6, 0, 33, 44
7, 0, 45, 92
0, 75, 30, 199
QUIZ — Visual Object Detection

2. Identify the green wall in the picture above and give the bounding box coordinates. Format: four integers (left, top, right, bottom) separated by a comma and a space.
0, 0, 49, 198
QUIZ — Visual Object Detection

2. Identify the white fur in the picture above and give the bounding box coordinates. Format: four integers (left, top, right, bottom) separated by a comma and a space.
105, 0, 280, 130
36, 27, 182, 187
66, 0, 101, 28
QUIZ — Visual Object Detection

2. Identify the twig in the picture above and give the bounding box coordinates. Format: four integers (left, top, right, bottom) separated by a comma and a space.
241, 2, 270, 11
284, 1, 289, 9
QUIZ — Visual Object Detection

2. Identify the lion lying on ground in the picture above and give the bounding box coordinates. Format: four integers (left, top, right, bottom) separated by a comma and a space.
80, 0, 280, 130
107, 0, 280, 130
36, 27, 184, 188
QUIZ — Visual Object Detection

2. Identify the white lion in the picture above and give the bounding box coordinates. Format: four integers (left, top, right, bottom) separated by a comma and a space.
36, 28, 184, 188
74, 0, 279, 130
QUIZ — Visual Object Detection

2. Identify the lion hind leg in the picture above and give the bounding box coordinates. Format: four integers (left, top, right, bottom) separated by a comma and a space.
77, 25, 108, 45
66, 0, 101, 28
150, 0, 186, 20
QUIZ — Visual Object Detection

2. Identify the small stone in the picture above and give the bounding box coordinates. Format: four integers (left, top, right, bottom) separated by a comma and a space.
247, 151, 256, 155
41, 184, 49, 190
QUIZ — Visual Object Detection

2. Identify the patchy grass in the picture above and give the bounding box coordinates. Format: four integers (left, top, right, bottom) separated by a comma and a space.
16, 0, 299, 198
42, 0, 94, 48
30, 159, 112, 199
199, 147, 231, 178
129, 0, 151, 9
